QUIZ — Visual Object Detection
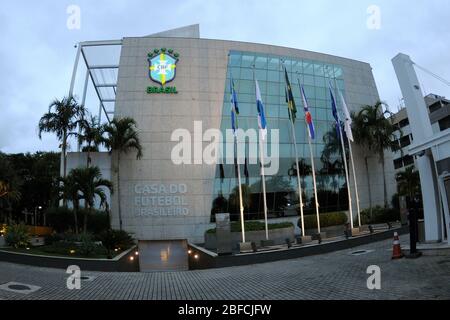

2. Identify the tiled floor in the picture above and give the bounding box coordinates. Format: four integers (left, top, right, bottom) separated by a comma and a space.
0, 236, 449, 300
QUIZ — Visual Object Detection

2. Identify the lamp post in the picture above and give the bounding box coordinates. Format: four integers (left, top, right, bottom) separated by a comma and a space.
34, 206, 42, 227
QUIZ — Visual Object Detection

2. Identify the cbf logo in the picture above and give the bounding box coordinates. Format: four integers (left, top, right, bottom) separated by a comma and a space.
147, 48, 179, 94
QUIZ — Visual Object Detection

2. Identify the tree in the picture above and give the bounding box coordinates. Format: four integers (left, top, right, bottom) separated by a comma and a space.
67, 166, 113, 233
102, 117, 143, 230
73, 113, 103, 167
0, 153, 22, 224
57, 174, 82, 234
396, 166, 421, 199
38, 96, 85, 197
228, 184, 252, 218
351, 101, 398, 208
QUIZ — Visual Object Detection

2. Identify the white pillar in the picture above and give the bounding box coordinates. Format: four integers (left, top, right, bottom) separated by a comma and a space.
392, 53, 442, 242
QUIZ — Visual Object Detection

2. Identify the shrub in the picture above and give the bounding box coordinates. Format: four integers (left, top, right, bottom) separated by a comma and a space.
5, 224, 31, 248
99, 230, 135, 256
45, 207, 109, 234
302, 211, 348, 229
77, 233, 97, 256
206, 221, 293, 234
41, 232, 107, 257
360, 206, 400, 224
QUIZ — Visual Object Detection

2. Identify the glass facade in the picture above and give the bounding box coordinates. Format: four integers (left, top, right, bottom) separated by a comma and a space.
210, 50, 349, 222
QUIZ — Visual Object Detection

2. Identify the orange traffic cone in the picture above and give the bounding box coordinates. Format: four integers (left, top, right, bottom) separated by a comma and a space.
392, 232, 404, 259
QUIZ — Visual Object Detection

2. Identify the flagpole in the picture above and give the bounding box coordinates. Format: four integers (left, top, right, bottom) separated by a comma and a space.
332, 80, 354, 229
307, 135, 321, 234
288, 108, 305, 236
259, 130, 269, 240
253, 67, 269, 241
348, 139, 361, 227
298, 78, 321, 234
235, 134, 246, 243
230, 71, 246, 244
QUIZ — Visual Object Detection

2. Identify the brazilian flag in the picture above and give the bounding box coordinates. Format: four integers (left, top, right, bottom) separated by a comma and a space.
284, 67, 297, 123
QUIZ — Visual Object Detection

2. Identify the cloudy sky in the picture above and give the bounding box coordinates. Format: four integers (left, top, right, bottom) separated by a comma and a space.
1, 0, 449, 154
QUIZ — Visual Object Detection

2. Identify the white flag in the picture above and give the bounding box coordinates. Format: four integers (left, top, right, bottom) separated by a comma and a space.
339, 91, 354, 142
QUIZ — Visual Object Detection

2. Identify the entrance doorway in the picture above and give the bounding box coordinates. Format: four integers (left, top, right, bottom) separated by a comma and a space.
138, 240, 189, 272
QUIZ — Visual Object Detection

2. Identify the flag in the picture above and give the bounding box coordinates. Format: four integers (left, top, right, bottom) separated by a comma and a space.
255, 79, 267, 140
300, 84, 315, 140
284, 67, 297, 122
244, 157, 249, 185
329, 83, 341, 139
339, 91, 354, 142
219, 163, 225, 182
230, 77, 239, 134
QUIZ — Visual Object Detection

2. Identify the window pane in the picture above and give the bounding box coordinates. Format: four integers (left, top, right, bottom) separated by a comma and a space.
303, 60, 314, 75
255, 69, 267, 81
229, 54, 241, 67
268, 70, 280, 82
267, 82, 279, 95
268, 57, 280, 70
241, 54, 254, 68
314, 63, 324, 76
255, 56, 267, 69
240, 68, 253, 80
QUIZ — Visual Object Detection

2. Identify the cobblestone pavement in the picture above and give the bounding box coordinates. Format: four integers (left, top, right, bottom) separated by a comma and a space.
0, 237, 449, 300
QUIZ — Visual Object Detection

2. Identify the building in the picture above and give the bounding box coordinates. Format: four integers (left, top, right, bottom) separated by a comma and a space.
391, 94, 450, 172
66, 25, 397, 270
392, 53, 450, 245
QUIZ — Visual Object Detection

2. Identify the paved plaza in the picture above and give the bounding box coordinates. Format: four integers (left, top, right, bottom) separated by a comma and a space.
0, 237, 449, 300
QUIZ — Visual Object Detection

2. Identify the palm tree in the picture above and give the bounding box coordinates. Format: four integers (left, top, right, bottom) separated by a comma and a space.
57, 174, 83, 234
297, 159, 312, 191
38, 96, 85, 182
103, 117, 143, 230
228, 184, 252, 216
68, 166, 113, 233
396, 166, 420, 199
351, 101, 398, 208
73, 113, 103, 167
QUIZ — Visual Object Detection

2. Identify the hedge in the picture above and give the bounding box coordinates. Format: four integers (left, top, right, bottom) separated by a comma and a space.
302, 211, 348, 229
360, 206, 400, 224
206, 221, 293, 234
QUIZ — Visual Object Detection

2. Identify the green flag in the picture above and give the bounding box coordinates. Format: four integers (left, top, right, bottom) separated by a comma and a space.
284, 67, 297, 123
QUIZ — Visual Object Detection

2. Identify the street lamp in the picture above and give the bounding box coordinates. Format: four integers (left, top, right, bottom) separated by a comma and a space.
34, 206, 42, 226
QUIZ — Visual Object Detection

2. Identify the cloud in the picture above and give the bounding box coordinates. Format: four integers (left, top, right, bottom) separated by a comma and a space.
1, 0, 449, 153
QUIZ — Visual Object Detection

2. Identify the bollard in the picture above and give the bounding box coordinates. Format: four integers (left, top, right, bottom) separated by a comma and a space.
285, 238, 292, 248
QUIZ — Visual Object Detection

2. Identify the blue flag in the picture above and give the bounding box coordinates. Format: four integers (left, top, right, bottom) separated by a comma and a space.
255, 79, 267, 140
329, 83, 341, 139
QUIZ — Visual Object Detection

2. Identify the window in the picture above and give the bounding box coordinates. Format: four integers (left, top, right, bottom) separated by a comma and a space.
241, 55, 254, 68
399, 135, 411, 148
255, 56, 267, 69
403, 155, 414, 166
439, 115, 450, 131
394, 158, 403, 170
268, 57, 280, 70
398, 118, 409, 128
268, 70, 279, 82
229, 54, 241, 67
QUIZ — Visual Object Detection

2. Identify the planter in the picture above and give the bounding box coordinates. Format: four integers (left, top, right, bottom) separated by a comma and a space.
305, 225, 345, 238
205, 226, 295, 250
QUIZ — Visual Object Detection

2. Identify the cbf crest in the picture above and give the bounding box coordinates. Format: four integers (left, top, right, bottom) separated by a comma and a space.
147, 48, 179, 86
